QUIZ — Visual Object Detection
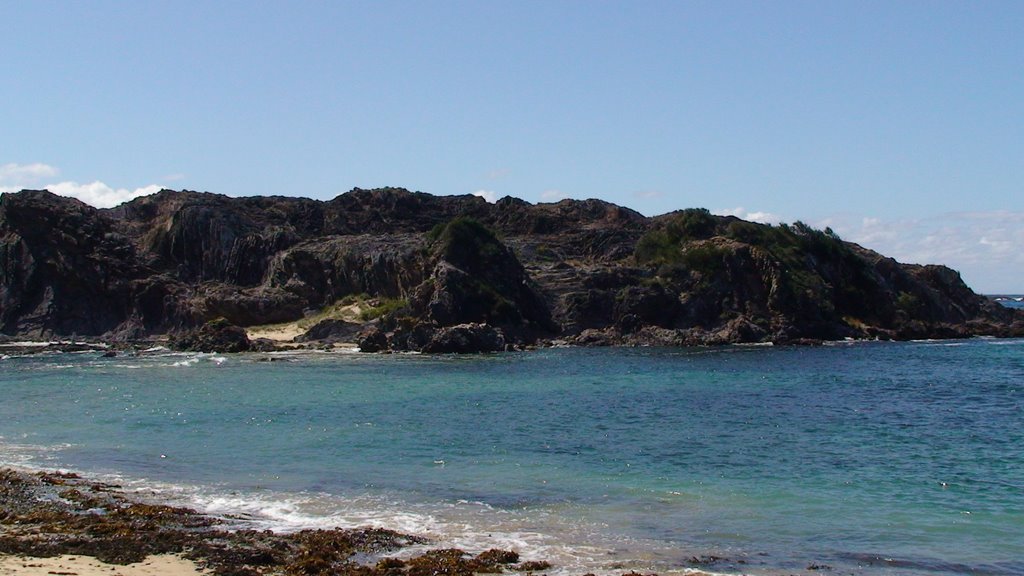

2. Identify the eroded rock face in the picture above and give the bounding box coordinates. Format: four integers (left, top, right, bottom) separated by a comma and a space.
411, 218, 555, 334
0, 191, 144, 337
0, 187, 1020, 349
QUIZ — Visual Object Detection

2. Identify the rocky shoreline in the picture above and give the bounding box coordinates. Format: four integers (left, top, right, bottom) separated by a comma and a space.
0, 468, 560, 576
4, 466, 862, 576
2, 317, 1022, 359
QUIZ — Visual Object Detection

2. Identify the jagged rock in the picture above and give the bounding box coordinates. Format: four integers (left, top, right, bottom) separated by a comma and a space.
250, 338, 281, 352
355, 326, 388, 353
409, 217, 555, 337
710, 316, 769, 344
386, 321, 438, 352
295, 319, 363, 343
419, 323, 506, 354
264, 234, 428, 308
571, 328, 618, 346
170, 318, 251, 353
0, 190, 144, 337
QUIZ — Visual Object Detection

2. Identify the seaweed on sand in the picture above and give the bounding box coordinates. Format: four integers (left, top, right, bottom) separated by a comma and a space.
0, 468, 540, 576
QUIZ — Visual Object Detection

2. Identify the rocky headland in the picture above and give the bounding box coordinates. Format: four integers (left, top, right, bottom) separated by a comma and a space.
1, 187, 1021, 353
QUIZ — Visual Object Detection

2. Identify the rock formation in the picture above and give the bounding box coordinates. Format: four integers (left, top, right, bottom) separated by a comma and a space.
1, 187, 1021, 352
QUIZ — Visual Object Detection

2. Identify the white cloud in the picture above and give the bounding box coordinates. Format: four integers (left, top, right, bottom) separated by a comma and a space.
43, 181, 163, 209
714, 206, 783, 225
540, 189, 568, 202
815, 211, 1024, 293
1, 161, 165, 208
1, 162, 164, 208
0, 162, 60, 187
472, 189, 497, 203
632, 190, 664, 200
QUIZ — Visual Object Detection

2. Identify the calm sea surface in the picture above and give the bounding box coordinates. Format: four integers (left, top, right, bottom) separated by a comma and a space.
1, 339, 1022, 575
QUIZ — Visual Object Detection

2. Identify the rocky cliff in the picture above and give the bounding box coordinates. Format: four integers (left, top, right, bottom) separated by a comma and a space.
1, 187, 1020, 350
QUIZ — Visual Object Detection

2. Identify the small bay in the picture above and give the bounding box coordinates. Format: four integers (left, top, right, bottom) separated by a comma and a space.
1, 340, 1022, 575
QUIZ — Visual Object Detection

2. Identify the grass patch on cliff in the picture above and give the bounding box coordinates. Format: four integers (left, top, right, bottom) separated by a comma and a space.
359, 297, 409, 321
634, 208, 718, 267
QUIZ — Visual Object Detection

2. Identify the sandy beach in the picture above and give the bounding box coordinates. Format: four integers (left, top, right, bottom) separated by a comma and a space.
0, 554, 208, 576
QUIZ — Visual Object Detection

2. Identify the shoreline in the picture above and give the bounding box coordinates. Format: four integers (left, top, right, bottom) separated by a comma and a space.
3, 332, 1024, 359
0, 461, 943, 576
1, 467, 612, 576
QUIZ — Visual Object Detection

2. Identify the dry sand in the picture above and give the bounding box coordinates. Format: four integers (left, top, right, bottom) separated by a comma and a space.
244, 323, 306, 342
0, 554, 208, 576
245, 301, 368, 344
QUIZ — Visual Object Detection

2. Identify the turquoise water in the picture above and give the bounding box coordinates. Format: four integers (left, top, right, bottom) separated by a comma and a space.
1, 340, 1022, 575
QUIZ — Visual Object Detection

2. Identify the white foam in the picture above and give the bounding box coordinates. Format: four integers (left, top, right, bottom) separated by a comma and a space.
109, 480, 679, 575
985, 339, 1024, 346
0, 450, 734, 576
0, 439, 75, 468
0, 341, 54, 347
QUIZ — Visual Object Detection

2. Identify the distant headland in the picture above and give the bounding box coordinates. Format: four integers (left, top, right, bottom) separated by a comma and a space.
1, 187, 1021, 353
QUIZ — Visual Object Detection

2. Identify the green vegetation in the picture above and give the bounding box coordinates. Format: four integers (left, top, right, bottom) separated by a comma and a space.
896, 291, 922, 316
428, 216, 504, 267
634, 208, 718, 267
339, 293, 370, 306
665, 207, 718, 240
359, 297, 408, 321
634, 208, 882, 322
680, 243, 729, 273
634, 229, 681, 266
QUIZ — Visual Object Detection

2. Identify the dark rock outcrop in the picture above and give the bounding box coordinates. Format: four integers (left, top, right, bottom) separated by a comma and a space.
419, 323, 506, 354
355, 325, 388, 353
410, 218, 555, 336
296, 318, 363, 343
1, 187, 1020, 351
0, 191, 146, 338
170, 318, 251, 353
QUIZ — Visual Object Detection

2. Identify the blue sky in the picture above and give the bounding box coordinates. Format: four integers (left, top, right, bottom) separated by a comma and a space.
2, 1, 1021, 292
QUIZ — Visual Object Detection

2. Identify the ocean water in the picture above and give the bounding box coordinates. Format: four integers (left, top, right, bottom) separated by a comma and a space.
1, 340, 1022, 575
996, 297, 1024, 310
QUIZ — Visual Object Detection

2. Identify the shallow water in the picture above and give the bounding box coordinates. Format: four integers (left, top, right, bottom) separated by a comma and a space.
1, 340, 1022, 575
